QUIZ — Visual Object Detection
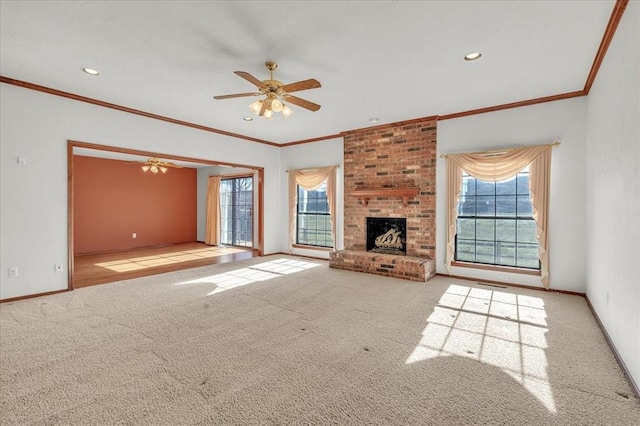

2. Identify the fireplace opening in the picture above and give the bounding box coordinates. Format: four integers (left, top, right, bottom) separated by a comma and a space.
366, 217, 407, 254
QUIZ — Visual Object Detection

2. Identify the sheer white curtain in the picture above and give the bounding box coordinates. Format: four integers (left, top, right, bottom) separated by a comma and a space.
444, 144, 554, 288
288, 166, 338, 251
205, 176, 221, 246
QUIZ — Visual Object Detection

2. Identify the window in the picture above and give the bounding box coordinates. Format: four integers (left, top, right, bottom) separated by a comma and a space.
296, 181, 333, 248
220, 176, 253, 247
455, 167, 540, 269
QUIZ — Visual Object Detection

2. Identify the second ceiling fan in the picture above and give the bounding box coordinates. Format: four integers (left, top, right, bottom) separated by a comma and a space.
139, 157, 183, 174
214, 61, 321, 119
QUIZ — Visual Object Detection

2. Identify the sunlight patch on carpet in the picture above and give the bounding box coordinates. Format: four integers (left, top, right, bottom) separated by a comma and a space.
406, 284, 555, 413
94, 246, 246, 272
174, 258, 321, 295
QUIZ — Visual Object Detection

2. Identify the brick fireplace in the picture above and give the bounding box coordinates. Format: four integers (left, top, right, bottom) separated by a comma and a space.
329, 117, 437, 282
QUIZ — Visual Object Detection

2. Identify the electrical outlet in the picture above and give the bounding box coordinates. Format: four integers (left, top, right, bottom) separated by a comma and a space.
606, 292, 610, 305
55, 264, 64, 273
132, 233, 137, 239
9, 267, 18, 278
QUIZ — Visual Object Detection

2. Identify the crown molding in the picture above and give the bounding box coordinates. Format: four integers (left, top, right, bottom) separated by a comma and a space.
438, 90, 586, 121
340, 116, 438, 136
583, 0, 629, 94
0, 76, 279, 147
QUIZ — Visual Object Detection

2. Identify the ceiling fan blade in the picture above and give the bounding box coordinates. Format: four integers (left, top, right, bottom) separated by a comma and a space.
213, 92, 261, 100
162, 162, 183, 168
259, 99, 269, 116
284, 95, 321, 112
234, 71, 268, 89
280, 79, 321, 93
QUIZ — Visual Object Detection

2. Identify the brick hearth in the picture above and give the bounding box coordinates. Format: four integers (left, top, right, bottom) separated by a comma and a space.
330, 250, 435, 282
330, 117, 437, 282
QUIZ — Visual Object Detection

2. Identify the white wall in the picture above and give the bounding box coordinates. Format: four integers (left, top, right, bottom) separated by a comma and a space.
437, 97, 588, 292
0, 84, 280, 299
0, 82, 591, 299
585, 1, 639, 390
196, 166, 253, 243
280, 138, 344, 259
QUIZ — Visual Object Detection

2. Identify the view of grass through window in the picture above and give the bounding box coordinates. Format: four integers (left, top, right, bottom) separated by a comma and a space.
220, 176, 253, 247
456, 167, 540, 269
297, 182, 333, 248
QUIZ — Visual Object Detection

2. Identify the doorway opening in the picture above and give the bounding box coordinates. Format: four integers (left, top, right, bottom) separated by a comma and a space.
68, 140, 265, 290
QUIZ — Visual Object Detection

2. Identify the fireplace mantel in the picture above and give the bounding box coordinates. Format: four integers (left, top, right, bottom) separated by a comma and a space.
351, 188, 419, 206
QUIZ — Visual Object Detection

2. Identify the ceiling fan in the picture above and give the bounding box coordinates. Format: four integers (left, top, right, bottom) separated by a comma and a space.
214, 61, 321, 119
139, 157, 183, 174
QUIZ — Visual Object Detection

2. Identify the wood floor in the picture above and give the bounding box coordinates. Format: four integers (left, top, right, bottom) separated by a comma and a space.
73, 242, 256, 288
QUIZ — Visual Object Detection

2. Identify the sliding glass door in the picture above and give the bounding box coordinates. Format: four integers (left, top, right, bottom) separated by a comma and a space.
220, 176, 253, 247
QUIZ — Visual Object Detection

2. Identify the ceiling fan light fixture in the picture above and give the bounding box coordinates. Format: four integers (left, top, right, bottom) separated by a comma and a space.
264, 109, 274, 119
140, 157, 181, 174
282, 104, 293, 118
271, 98, 283, 113
249, 100, 263, 115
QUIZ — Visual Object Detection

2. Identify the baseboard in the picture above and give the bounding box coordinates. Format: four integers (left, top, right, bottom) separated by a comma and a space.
76, 241, 198, 257
435, 273, 585, 297
584, 295, 640, 399
272, 251, 330, 261
0, 289, 68, 304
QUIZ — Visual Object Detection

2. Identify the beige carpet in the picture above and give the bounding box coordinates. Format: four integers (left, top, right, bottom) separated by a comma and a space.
1, 255, 638, 425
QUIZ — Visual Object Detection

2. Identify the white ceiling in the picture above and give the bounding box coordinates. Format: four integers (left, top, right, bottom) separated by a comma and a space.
73, 147, 247, 170
1, 1, 615, 145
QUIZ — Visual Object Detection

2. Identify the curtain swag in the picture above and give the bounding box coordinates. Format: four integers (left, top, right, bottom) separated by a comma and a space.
288, 166, 338, 251
443, 143, 554, 182
445, 143, 554, 288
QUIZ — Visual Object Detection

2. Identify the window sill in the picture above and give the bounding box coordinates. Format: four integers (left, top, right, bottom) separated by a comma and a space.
292, 244, 334, 252
451, 261, 541, 276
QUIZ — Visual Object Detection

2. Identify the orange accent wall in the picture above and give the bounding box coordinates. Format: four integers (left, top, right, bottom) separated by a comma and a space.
74, 155, 197, 254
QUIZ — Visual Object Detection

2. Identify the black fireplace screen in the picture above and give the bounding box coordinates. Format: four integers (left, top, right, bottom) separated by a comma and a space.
366, 217, 407, 253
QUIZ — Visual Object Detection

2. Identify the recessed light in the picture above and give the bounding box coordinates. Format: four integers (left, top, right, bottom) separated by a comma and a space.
82, 67, 101, 76
368, 117, 379, 123
243, 117, 253, 121
464, 52, 482, 61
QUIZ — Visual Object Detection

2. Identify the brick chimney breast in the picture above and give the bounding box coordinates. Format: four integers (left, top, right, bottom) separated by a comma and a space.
330, 118, 437, 282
